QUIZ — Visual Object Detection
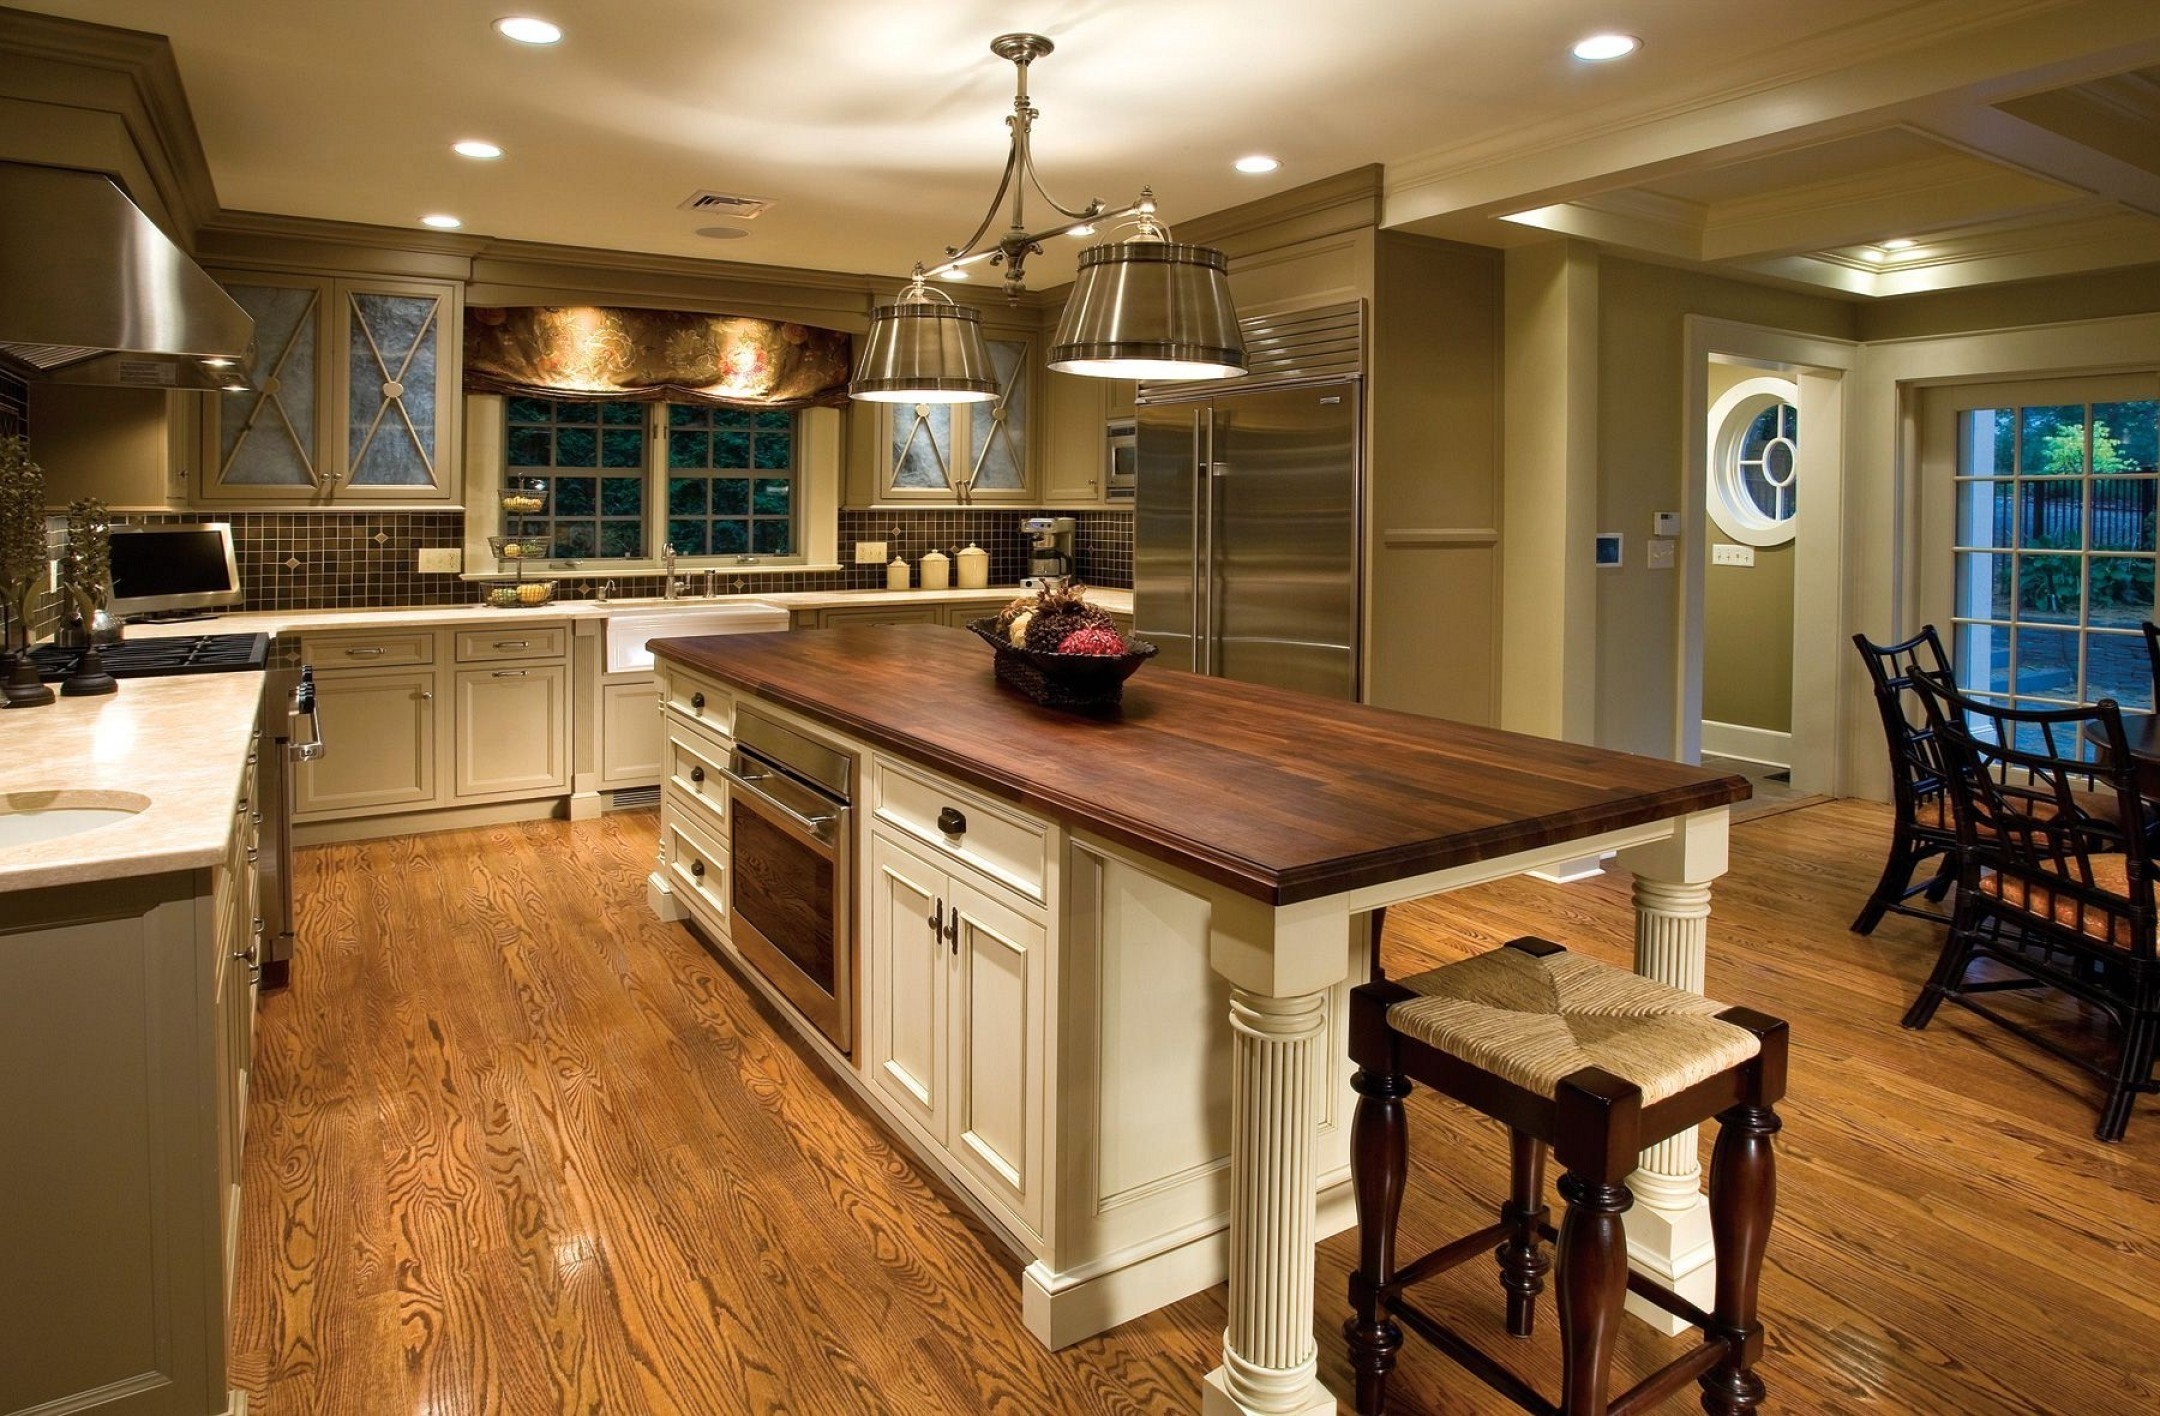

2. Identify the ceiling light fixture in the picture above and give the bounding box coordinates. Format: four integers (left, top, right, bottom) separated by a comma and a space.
850, 33, 1245, 404
1234, 155, 1280, 174
453, 140, 504, 160
1861, 248, 1886, 262
1571, 33, 1640, 62
421, 213, 463, 229
1881, 237, 1916, 250
494, 16, 563, 45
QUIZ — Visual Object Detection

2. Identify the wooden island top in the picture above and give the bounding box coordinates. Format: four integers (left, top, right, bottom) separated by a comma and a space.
649, 624, 1748, 906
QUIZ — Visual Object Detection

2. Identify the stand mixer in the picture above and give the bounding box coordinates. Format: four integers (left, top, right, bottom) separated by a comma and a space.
1022, 516, 1076, 591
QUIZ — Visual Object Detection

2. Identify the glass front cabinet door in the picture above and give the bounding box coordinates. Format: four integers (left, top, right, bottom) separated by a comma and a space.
201, 272, 462, 504
877, 336, 1032, 503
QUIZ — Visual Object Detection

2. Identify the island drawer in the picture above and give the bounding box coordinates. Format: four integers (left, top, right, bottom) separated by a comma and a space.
665, 727, 730, 833
661, 806, 730, 937
304, 630, 434, 669
454, 625, 567, 662
871, 757, 1048, 904
662, 665, 734, 734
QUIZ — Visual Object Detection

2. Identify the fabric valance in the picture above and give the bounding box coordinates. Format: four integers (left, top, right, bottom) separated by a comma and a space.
463, 305, 853, 409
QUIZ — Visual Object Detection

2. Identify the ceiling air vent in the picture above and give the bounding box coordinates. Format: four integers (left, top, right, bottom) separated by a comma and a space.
676, 190, 774, 219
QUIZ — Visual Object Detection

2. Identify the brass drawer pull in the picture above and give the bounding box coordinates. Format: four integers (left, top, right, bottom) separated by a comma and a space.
344, 647, 387, 657
493, 640, 530, 649
492, 669, 528, 678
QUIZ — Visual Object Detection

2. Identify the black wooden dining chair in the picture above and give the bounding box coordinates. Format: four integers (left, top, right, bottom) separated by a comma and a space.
1850, 627, 1959, 934
2142, 620, 2160, 706
1904, 674, 2160, 1141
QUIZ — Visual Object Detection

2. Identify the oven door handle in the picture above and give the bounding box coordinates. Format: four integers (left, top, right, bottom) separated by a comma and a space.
290, 706, 325, 762
720, 763, 839, 841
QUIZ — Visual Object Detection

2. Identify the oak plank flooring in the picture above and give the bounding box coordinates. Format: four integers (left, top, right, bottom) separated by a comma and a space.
233, 798, 2159, 1414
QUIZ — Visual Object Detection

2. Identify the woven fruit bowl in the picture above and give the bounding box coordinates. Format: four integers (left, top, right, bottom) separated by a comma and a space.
965, 619, 1156, 709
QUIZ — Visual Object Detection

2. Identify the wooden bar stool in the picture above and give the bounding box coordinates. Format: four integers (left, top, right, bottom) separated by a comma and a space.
1344, 937, 1788, 1416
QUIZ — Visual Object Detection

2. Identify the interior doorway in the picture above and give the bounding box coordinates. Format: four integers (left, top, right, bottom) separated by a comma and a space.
1678, 318, 1855, 797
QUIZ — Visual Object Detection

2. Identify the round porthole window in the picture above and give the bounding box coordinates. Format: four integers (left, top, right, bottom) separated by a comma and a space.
1707, 375, 1801, 547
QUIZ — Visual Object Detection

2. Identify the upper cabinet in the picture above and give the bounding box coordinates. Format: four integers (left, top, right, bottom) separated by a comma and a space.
199, 272, 462, 505
874, 336, 1033, 504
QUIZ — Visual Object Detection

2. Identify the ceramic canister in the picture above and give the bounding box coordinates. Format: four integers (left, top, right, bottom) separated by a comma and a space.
919, 548, 950, 591
955, 543, 989, 589
886, 556, 910, 590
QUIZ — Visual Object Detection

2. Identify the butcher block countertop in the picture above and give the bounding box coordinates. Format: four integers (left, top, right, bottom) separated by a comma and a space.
650, 625, 1750, 906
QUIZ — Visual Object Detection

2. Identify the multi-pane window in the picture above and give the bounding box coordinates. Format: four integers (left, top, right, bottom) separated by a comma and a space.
665, 406, 796, 556
500, 398, 799, 561
1951, 398, 2160, 721
1734, 402, 1798, 526
1708, 377, 1800, 547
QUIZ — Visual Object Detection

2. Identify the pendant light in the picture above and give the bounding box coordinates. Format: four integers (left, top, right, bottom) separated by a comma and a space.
849, 33, 1245, 403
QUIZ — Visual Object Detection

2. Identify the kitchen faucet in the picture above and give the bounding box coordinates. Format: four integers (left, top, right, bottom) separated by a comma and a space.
661, 544, 678, 600
702, 568, 718, 598
598, 579, 615, 604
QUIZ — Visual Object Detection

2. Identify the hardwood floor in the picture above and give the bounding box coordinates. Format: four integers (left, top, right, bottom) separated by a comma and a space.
233, 799, 2160, 1414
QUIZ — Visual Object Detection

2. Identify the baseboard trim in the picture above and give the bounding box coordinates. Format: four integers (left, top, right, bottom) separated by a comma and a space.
294, 797, 566, 846
1701, 720, 1791, 768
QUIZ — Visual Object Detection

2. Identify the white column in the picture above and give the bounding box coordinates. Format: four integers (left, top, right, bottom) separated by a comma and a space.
1614, 808, 1729, 1336
1203, 894, 1351, 1416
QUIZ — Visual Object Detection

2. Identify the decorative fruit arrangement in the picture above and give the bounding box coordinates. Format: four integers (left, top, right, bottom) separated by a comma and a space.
992, 583, 1128, 656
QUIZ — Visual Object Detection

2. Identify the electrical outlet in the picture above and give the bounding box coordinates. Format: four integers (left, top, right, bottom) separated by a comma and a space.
1712, 543, 1755, 567
854, 540, 888, 564
417, 547, 463, 574
1646, 538, 1675, 570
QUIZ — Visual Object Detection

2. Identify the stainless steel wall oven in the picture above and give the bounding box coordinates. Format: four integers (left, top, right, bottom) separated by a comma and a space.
721, 707, 855, 1054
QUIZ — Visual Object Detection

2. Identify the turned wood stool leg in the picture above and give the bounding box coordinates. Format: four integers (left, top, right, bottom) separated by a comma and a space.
1698, 1100, 1780, 1416
1345, 1018, 1412, 1416
1552, 1069, 1641, 1416
1496, 1128, 1549, 1337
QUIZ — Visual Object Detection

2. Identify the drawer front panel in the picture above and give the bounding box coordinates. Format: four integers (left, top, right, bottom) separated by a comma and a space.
662, 803, 730, 935
872, 758, 1048, 904
454, 625, 568, 662
665, 726, 731, 831
663, 666, 733, 734
304, 630, 434, 668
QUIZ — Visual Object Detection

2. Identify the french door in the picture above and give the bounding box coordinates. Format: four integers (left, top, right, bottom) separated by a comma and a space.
1919, 375, 2160, 735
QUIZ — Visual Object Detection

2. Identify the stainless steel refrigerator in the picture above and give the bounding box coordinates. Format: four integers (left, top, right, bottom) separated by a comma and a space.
1135, 382, 1361, 699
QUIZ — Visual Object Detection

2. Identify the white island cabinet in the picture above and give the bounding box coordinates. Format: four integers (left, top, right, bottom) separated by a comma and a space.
647, 624, 1749, 1415
0, 674, 267, 1416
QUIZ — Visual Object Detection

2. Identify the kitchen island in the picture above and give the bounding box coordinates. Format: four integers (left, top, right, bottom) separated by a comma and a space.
646, 624, 1747, 1416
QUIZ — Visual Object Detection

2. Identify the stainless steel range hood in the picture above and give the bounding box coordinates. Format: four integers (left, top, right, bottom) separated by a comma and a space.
0, 162, 254, 391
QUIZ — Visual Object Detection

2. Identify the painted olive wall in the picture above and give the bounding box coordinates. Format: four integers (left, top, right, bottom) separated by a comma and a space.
1595, 257, 1856, 758
1702, 362, 1796, 736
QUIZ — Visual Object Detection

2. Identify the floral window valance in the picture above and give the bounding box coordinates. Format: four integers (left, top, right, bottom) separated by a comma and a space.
463, 305, 853, 409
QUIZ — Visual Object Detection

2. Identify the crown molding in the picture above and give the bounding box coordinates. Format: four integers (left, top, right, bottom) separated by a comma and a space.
0, 6, 221, 243
1174, 165, 1383, 258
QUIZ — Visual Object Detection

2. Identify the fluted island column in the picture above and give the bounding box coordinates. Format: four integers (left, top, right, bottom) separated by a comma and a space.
1615, 809, 1730, 1336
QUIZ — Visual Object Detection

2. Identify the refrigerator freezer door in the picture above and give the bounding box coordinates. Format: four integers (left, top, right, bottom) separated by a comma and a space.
1135, 404, 1202, 671
1209, 386, 1360, 698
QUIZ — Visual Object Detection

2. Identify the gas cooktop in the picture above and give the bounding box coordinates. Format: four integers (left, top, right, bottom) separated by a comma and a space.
26, 632, 271, 683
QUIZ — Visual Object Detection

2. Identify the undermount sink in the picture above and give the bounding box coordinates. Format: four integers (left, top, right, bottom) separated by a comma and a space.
0, 790, 152, 848
603, 600, 791, 674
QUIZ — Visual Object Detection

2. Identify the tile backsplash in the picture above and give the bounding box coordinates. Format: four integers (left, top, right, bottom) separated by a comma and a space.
18, 505, 1134, 636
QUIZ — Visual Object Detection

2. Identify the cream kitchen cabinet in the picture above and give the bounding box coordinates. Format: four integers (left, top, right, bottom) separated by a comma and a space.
452, 662, 569, 798
866, 336, 1036, 504
199, 270, 463, 505
865, 828, 1048, 1238
294, 664, 437, 815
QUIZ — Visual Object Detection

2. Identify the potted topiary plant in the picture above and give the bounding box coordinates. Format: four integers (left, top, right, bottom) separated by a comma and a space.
0, 435, 56, 708
57, 497, 116, 696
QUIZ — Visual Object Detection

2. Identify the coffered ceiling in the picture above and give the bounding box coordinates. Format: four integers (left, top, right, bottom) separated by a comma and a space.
12, 0, 2160, 299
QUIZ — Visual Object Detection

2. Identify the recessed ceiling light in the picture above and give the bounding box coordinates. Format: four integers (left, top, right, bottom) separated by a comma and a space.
1234, 155, 1280, 175
1571, 33, 1640, 62
420, 213, 463, 229
1881, 237, 1916, 250
694, 225, 749, 241
494, 16, 562, 45
453, 140, 504, 160
1861, 248, 1886, 262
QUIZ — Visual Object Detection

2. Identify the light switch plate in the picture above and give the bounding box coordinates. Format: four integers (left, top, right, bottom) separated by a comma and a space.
417, 547, 463, 574
1646, 538, 1675, 570
1712, 543, 1756, 567
854, 540, 888, 564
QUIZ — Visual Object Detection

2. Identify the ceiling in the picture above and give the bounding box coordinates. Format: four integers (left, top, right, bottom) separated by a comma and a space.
15, 0, 2160, 299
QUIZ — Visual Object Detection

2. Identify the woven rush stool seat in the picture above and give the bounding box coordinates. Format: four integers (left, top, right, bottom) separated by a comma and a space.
1345, 937, 1788, 1416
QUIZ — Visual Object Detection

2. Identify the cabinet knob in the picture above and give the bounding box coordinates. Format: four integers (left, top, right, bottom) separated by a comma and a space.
690, 765, 705, 784
420, 690, 434, 701
691, 692, 706, 710
690, 859, 705, 878
937, 806, 967, 836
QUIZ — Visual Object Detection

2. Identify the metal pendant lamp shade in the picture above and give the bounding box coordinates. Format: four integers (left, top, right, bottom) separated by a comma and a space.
1049, 240, 1246, 381
849, 300, 1000, 403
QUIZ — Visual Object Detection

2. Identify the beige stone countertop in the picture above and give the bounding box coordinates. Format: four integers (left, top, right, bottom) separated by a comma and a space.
123, 586, 1132, 639
0, 672, 263, 893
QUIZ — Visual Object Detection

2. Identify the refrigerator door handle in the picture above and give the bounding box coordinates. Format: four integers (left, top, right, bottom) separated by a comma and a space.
1193, 412, 1209, 671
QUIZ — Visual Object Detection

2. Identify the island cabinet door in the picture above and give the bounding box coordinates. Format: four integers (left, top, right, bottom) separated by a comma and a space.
945, 878, 1047, 1234
866, 832, 948, 1138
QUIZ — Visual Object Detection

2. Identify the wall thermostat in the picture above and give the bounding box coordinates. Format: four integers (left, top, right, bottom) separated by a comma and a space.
1653, 511, 1681, 536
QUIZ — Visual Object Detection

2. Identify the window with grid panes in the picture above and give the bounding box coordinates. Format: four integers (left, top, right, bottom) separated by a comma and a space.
1950, 397, 2160, 732
503, 397, 647, 558
665, 406, 796, 557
